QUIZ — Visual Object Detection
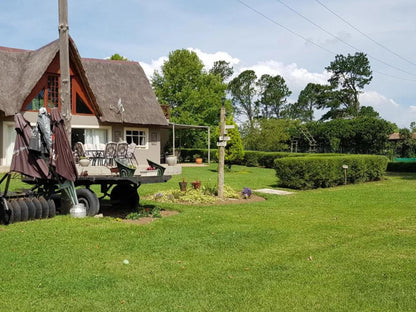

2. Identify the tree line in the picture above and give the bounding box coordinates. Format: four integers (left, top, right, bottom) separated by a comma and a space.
144, 50, 410, 158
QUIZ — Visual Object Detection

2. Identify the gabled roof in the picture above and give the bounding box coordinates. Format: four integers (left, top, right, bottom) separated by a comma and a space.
0, 39, 168, 126
0, 38, 100, 117
82, 58, 168, 126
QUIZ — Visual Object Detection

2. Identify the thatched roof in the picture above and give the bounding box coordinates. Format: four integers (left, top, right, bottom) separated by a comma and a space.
0, 41, 58, 116
0, 39, 167, 127
82, 58, 168, 126
0, 39, 100, 117
389, 132, 416, 140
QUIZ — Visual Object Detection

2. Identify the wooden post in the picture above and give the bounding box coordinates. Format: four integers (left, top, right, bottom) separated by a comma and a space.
217, 100, 226, 199
59, 0, 71, 141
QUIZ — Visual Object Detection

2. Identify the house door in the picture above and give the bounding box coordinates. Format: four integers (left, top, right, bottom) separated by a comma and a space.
4, 123, 16, 166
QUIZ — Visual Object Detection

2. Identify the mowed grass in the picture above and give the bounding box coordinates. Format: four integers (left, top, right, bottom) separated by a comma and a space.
0, 166, 415, 311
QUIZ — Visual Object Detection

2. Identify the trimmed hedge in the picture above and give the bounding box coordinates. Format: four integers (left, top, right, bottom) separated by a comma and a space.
274, 155, 389, 189
387, 162, 416, 172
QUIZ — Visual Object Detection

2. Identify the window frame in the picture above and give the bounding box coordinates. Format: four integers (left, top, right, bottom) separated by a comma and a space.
124, 127, 148, 149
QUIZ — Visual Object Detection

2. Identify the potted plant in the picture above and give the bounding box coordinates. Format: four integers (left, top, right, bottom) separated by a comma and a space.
166, 155, 177, 166
79, 156, 90, 167
179, 177, 187, 192
194, 154, 203, 164
191, 180, 201, 190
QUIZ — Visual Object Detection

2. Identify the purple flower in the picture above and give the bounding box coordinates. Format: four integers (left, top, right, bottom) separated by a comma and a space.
241, 187, 252, 198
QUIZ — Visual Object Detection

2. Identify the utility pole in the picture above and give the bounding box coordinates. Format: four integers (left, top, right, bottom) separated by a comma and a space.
59, 0, 71, 140
217, 98, 226, 199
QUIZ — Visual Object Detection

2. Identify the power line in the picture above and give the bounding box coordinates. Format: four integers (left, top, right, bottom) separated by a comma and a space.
237, 0, 335, 55
237, 0, 416, 82
273, 0, 416, 77
315, 0, 416, 67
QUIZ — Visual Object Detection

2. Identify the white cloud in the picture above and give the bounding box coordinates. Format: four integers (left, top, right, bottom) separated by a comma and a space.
140, 49, 240, 81
240, 60, 330, 96
360, 91, 415, 127
140, 56, 168, 80
188, 48, 240, 70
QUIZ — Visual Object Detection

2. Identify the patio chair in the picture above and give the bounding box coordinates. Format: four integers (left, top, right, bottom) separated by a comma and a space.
116, 142, 128, 160
73, 142, 87, 164
103, 142, 117, 166
126, 142, 138, 165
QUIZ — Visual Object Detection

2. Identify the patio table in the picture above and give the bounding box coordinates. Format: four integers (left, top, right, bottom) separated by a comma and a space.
85, 149, 105, 166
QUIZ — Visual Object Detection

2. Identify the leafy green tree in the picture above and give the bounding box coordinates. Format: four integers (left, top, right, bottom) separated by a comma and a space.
242, 118, 296, 151
395, 128, 416, 158
152, 49, 228, 126
305, 117, 395, 154
223, 120, 244, 168
256, 74, 291, 118
152, 49, 229, 149
289, 83, 331, 121
324, 52, 373, 118
358, 106, 380, 118
109, 53, 128, 61
209, 60, 234, 82
228, 70, 258, 127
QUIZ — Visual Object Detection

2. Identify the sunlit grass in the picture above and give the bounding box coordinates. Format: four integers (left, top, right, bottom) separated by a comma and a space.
0, 167, 415, 311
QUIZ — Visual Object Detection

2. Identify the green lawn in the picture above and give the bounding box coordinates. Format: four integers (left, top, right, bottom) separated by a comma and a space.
1, 166, 415, 311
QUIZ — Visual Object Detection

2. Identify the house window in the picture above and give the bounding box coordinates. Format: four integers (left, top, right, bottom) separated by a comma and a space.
125, 129, 147, 147
76, 94, 93, 114
25, 90, 45, 111
71, 128, 108, 148
47, 75, 59, 108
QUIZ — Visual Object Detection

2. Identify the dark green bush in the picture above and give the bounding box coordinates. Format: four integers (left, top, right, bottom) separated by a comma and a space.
387, 162, 416, 172
178, 148, 218, 163
274, 155, 389, 189
243, 151, 308, 168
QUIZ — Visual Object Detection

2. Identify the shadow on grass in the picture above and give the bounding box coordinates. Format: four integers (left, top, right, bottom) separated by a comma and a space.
99, 199, 158, 218
387, 172, 416, 180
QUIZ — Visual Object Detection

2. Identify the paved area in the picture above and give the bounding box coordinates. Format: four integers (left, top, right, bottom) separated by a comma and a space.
254, 188, 294, 195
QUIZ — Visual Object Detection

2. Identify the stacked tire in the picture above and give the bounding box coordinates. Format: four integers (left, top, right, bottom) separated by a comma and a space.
1, 196, 56, 225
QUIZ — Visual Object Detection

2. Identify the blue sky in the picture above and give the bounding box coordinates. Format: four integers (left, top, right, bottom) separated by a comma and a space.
1, 0, 415, 127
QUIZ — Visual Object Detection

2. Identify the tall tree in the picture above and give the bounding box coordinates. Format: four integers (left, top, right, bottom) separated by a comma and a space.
209, 60, 234, 82
241, 118, 295, 152
256, 74, 291, 118
151, 49, 229, 148
325, 52, 372, 118
289, 83, 331, 121
228, 70, 258, 127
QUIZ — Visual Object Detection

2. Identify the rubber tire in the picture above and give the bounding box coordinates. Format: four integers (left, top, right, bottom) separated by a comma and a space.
111, 184, 139, 210
32, 198, 42, 219
76, 188, 100, 216
47, 199, 56, 218
50, 194, 61, 214
5, 200, 13, 224
18, 199, 29, 222
1, 200, 12, 225
25, 198, 36, 220
11, 200, 21, 223
57, 194, 72, 215
39, 197, 49, 219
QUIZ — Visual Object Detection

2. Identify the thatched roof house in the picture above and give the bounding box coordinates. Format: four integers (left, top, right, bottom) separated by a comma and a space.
0, 38, 168, 166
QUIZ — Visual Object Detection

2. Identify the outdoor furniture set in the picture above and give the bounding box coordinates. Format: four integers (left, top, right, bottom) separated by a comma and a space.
73, 141, 138, 167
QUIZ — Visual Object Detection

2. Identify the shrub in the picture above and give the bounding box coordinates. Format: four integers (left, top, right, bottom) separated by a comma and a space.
274, 155, 389, 189
243, 151, 308, 168
387, 162, 416, 172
